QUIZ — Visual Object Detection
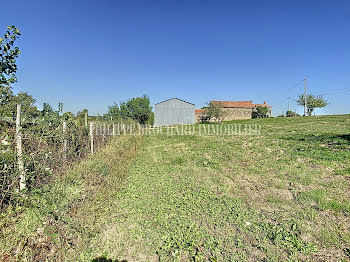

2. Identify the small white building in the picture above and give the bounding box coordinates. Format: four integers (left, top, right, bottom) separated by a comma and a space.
154, 98, 195, 126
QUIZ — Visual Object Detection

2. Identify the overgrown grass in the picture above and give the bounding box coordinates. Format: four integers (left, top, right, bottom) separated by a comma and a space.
0, 135, 140, 261
1, 115, 350, 261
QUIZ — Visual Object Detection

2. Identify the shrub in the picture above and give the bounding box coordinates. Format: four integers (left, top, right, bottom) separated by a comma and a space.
286, 111, 299, 117
252, 106, 268, 118
204, 102, 227, 123
199, 115, 211, 123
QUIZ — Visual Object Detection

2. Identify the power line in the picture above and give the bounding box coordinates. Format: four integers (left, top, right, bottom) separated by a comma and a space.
264, 79, 305, 104
321, 89, 350, 96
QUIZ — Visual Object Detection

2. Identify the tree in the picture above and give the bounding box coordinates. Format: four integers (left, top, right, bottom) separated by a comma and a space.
0, 26, 21, 87
296, 94, 328, 116
14, 92, 39, 118
41, 103, 54, 116
0, 91, 38, 118
58, 102, 63, 115
252, 106, 268, 118
63, 112, 74, 120
204, 102, 227, 123
120, 95, 152, 124
0, 26, 21, 117
76, 109, 88, 126
147, 111, 154, 125
106, 103, 121, 120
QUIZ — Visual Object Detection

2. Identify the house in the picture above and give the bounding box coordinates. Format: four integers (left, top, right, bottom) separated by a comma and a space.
154, 98, 195, 126
195, 101, 272, 122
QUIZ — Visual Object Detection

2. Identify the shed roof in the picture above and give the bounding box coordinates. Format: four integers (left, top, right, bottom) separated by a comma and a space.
155, 98, 195, 106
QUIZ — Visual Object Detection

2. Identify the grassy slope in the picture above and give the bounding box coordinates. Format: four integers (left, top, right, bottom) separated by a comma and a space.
1, 115, 350, 261
0, 136, 140, 261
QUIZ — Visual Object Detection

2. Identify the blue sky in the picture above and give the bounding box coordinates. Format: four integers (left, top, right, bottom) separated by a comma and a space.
2, 0, 350, 115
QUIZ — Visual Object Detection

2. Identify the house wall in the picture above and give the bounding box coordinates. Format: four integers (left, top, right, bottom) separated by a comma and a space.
223, 108, 253, 120
267, 108, 272, 117
154, 98, 195, 126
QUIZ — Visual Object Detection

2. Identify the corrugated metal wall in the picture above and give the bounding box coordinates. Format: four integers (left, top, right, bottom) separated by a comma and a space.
154, 98, 195, 126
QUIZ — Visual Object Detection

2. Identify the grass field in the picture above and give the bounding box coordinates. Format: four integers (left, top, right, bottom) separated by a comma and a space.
1, 115, 350, 261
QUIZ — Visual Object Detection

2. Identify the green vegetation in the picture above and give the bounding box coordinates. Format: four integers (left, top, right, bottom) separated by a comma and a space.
0, 25, 21, 87
203, 101, 226, 123
286, 110, 299, 117
296, 94, 328, 116
105, 95, 152, 124
1, 115, 349, 261
252, 106, 268, 118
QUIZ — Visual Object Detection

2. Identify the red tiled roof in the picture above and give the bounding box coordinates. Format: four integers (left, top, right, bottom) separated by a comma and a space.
211, 101, 271, 109
195, 109, 205, 115
211, 101, 254, 108
254, 103, 272, 108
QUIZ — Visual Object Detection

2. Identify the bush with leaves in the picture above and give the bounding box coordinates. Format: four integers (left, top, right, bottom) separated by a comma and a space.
204, 102, 227, 123
252, 106, 268, 118
107, 95, 152, 124
286, 110, 300, 117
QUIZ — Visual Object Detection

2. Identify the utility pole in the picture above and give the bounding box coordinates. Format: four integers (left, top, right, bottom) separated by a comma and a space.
304, 77, 307, 116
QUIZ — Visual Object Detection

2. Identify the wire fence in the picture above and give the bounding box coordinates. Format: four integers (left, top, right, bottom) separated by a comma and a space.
0, 105, 118, 209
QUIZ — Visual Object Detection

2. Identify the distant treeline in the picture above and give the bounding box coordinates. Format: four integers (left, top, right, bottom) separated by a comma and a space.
0, 90, 154, 126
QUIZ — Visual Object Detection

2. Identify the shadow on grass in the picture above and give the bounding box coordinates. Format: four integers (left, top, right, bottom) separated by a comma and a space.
92, 257, 127, 262
282, 134, 350, 145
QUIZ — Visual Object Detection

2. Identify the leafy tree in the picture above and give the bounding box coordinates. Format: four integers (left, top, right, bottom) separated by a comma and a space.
76, 109, 88, 117
204, 102, 227, 123
106, 103, 121, 120
0, 91, 38, 118
0, 86, 14, 116
63, 112, 74, 120
252, 106, 268, 118
296, 94, 328, 116
120, 95, 152, 124
76, 109, 88, 126
14, 92, 39, 118
0, 26, 21, 87
147, 111, 154, 125
41, 103, 55, 116
58, 102, 63, 115
0, 26, 22, 117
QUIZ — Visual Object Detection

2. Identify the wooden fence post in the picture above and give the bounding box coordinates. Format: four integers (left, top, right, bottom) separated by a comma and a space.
16, 104, 26, 191
85, 112, 88, 127
63, 121, 67, 161
90, 122, 94, 154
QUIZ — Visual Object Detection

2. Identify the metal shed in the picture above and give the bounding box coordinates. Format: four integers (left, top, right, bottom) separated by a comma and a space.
154, 98, 195, 126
